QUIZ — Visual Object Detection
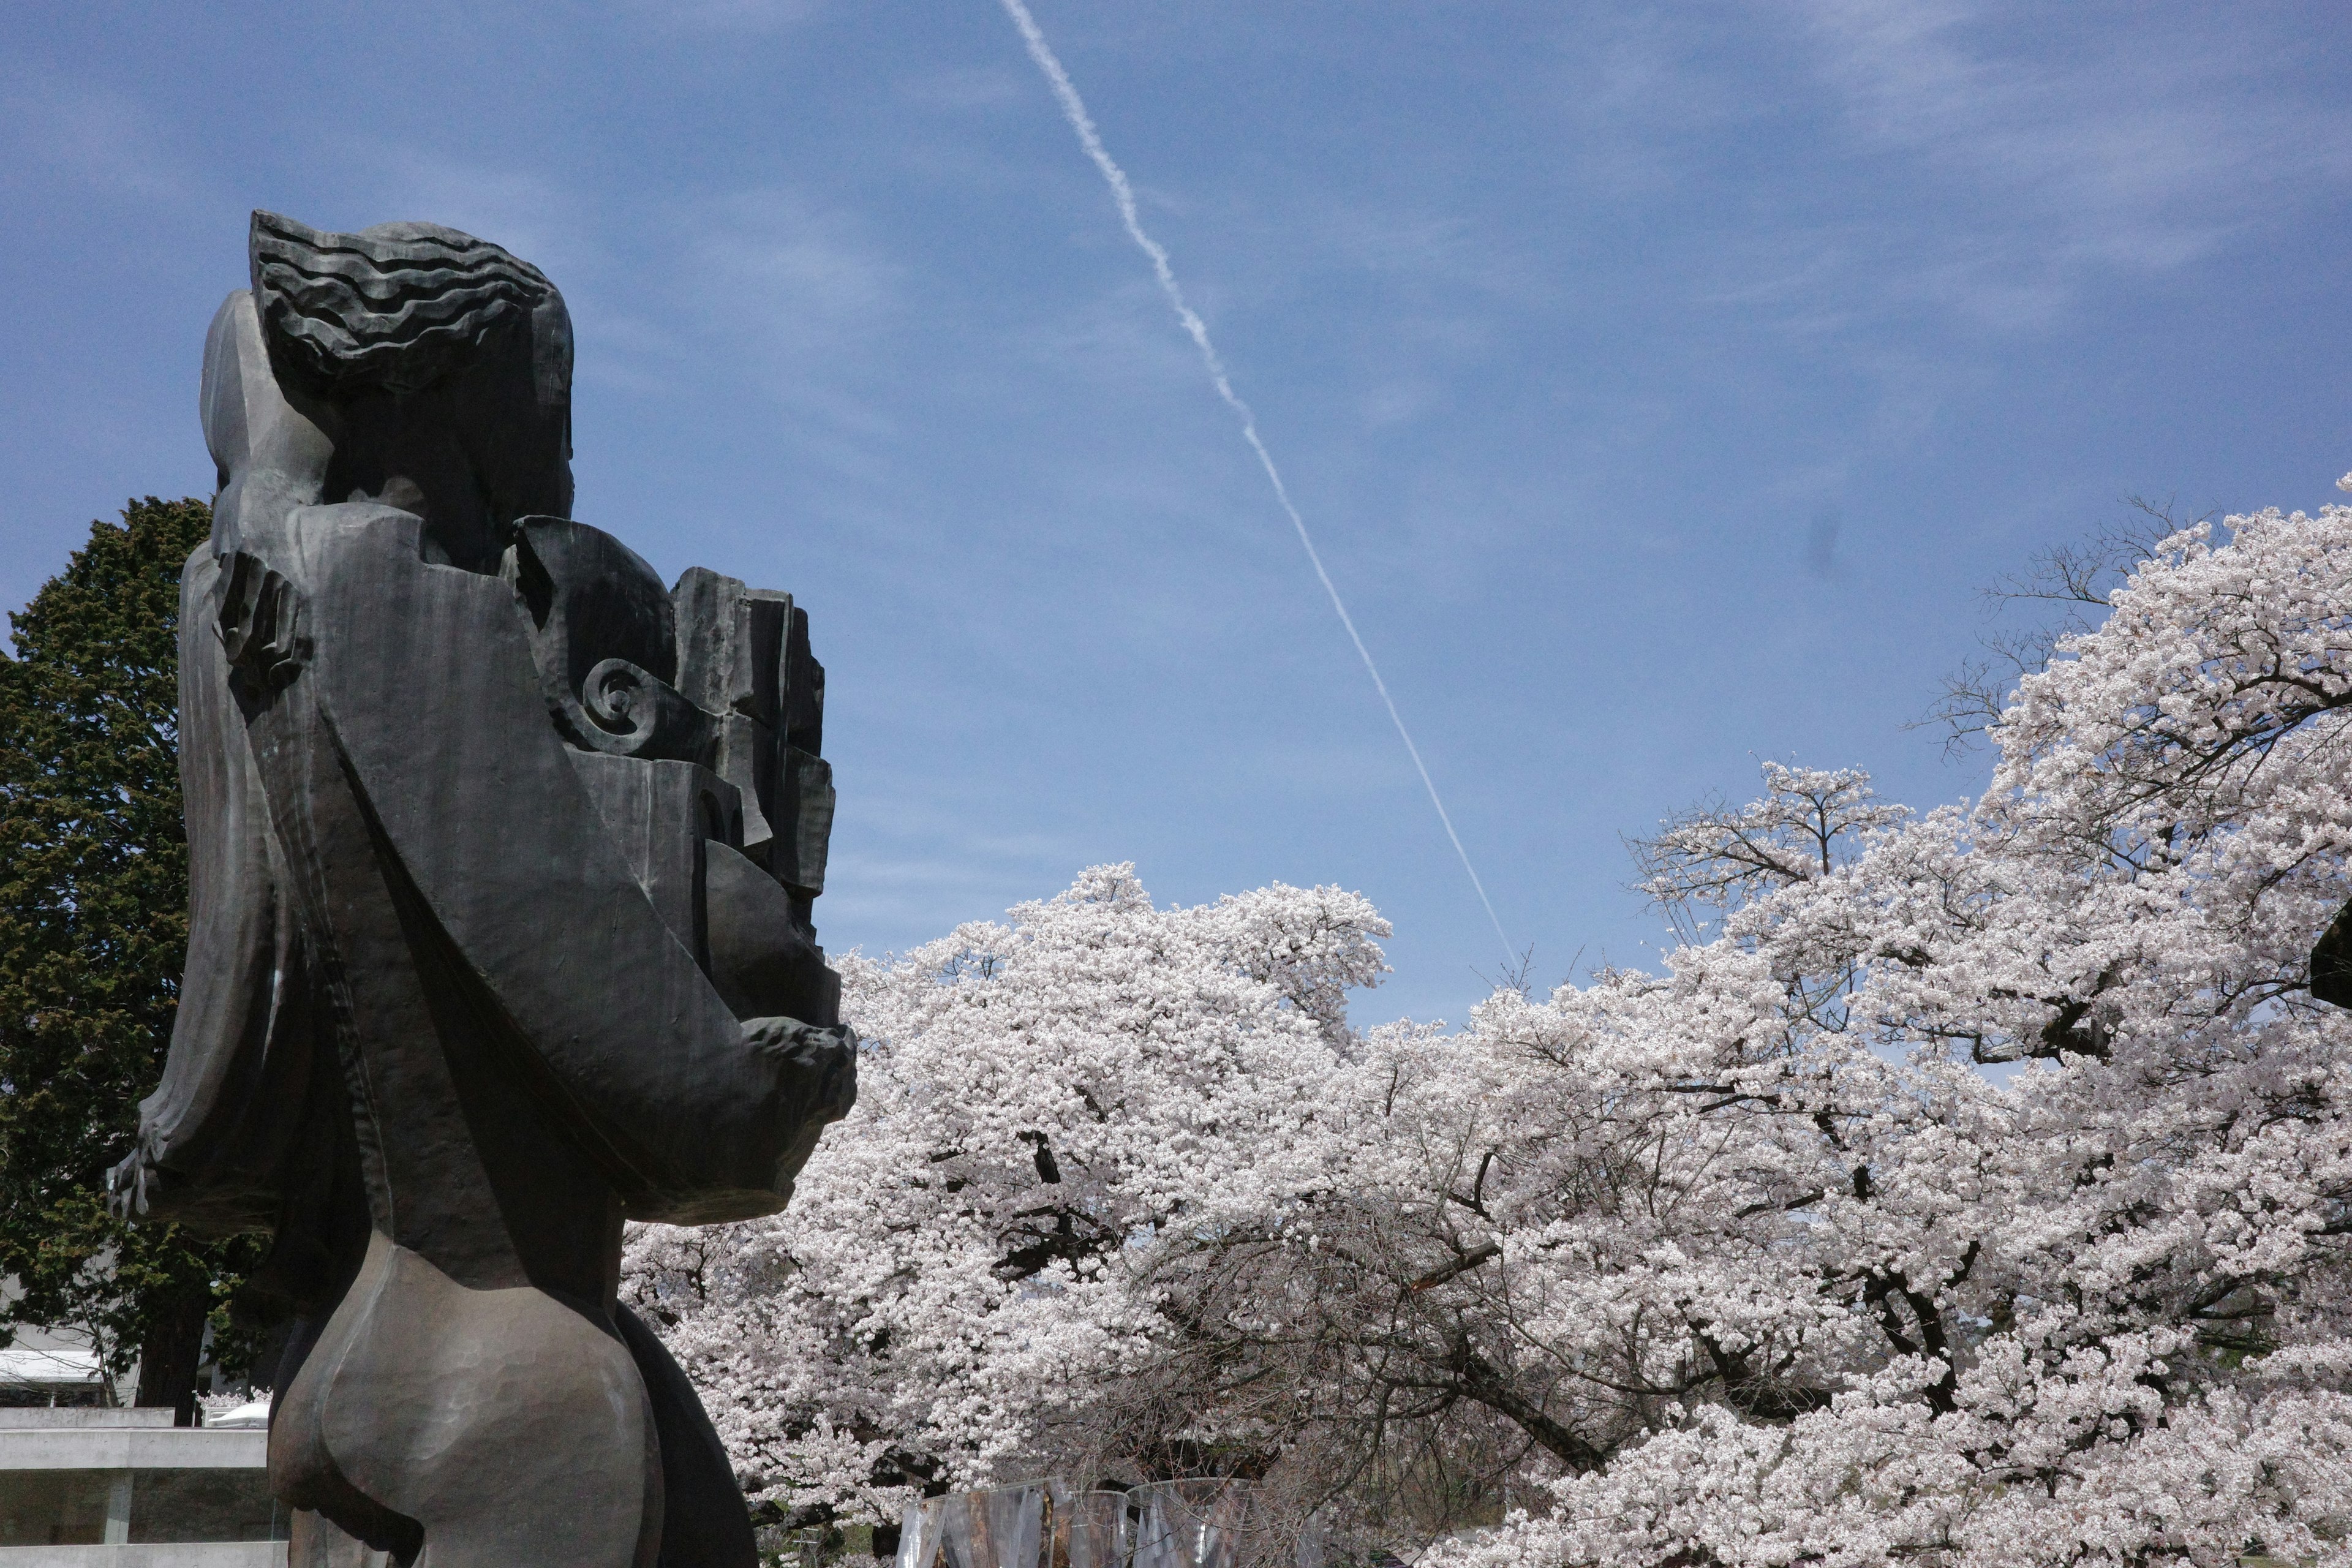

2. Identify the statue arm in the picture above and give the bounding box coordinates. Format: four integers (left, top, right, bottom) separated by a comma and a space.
113, 549, 323, 1234
287, 506, 844, 1223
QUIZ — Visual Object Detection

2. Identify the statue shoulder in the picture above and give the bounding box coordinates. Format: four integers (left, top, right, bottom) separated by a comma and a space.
210, 502, 429, 692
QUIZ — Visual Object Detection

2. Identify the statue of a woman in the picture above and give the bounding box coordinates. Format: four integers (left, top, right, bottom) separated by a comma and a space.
113, 211, 856, 1568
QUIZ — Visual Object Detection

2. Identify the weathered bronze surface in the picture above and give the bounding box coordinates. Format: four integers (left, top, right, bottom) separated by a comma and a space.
115, 212, 857, 1568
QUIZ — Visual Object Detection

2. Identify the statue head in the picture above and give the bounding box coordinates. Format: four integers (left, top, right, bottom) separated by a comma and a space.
248, 212, 571, 407
205, 211, 578, 571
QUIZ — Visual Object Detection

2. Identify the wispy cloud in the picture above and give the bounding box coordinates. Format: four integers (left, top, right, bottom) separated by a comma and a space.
606, 0, 821, 38
682, 190, 902, 349
1796, 0, 2352, 323
1518, 2, 2352, 341
365, 153, 589, 276
897, 64, 1028, 111
824, 790, 1092, 948
1, 69, 213, 211
641, 186, 912, 488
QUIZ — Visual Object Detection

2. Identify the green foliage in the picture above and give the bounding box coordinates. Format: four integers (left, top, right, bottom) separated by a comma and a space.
0, 497, 259, 1386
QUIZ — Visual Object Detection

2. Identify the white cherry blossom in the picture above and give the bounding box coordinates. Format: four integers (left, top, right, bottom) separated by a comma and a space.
630, 494, 2352, 1567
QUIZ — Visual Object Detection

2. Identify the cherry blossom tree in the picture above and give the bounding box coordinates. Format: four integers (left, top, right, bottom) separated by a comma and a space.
623, 867, 1389, 1529
630, 483, 2352, 1567
1405, 490, 2352, 1567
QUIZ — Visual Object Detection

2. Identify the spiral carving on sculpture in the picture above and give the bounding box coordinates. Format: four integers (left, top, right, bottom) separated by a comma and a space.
584, 658, 660, 746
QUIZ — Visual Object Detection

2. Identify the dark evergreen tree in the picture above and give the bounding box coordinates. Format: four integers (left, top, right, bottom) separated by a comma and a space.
0, 497, 257, 1421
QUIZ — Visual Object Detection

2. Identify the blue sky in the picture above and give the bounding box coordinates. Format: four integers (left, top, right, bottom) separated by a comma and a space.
4, 2, 2349, 1026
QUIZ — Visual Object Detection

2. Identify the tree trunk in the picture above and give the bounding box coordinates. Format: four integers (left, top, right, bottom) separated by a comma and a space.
135, 1285, 211, 1426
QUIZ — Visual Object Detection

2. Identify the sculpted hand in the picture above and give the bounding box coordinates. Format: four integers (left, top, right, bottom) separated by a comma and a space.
104, 1130, 163, 1221
742, 1016, 859, 1129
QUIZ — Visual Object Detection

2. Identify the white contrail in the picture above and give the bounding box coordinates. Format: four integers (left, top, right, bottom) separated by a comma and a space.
995, 0, 1514, 963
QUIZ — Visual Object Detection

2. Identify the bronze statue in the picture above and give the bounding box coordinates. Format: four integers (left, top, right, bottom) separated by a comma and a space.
111, 211, 857, 1567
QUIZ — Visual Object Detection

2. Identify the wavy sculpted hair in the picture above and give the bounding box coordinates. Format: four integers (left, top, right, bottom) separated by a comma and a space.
249, 210, 570, 402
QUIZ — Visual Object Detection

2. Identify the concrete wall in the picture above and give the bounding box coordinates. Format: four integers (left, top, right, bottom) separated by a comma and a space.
0, 1545, 277, 1566
0, 1412, 275, 1559
0, 1429, 265, 1474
